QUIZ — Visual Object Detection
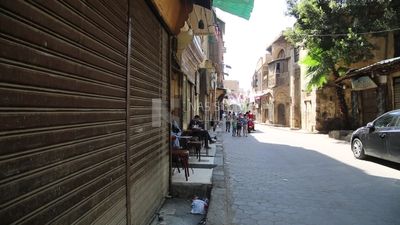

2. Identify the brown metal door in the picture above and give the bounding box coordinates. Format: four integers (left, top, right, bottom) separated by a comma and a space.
0, 1, 129, 224
362, 89, 378, 124
130, 1, 170, 225
394, 77, 400, 109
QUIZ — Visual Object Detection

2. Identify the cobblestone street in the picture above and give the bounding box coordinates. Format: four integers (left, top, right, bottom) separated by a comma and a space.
222, 124, 400, 225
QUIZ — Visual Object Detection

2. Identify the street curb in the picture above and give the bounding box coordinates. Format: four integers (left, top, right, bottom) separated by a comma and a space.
206, 132, 231, 225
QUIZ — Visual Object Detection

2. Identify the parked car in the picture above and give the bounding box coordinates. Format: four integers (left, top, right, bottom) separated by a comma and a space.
351, 109, 400, 164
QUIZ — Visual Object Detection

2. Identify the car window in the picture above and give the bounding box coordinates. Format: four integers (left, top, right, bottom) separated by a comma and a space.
393, 115, 400, 128
374, 114, 395, 128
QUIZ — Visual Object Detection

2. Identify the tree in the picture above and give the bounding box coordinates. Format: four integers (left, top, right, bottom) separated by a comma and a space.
285, 0, 400, 128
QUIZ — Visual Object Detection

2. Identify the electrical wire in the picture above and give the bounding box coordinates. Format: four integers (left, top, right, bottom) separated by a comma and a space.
300, 27, 400, 37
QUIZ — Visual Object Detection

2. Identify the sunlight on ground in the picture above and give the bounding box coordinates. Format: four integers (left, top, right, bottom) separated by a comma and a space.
251, 124, 400, 180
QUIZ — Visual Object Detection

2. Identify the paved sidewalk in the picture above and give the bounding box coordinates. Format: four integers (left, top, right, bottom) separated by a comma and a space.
149, 198, 205, 225
205, 138, 230, 225
150, 126, 224, 225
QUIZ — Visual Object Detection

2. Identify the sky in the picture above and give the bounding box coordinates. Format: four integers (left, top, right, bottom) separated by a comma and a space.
216, 0, 296, 92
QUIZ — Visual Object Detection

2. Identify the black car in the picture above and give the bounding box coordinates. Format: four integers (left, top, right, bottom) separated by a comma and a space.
351, 109, 400, 164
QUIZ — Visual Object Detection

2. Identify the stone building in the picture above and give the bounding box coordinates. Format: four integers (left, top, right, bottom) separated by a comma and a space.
252, 34, 302, 127
224, 80, 243, 113
252, 30, 399, 132
251, 57, 265, 120
335, 33, 400, 128
224, 80, 240, 92
311, 32, 399, 132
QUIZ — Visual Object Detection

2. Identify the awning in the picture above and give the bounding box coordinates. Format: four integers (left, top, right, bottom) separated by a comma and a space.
213, 0, 254, 20
250, 93, 264, 102
350, 76, 377, 91
336, 57, 400, 83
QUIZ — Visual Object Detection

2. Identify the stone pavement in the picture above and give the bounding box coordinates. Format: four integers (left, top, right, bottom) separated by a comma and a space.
218, 124, 400, 225
149, 198, 206, 225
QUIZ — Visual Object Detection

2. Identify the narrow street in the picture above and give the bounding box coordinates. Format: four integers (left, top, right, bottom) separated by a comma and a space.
222, 124, 400, 225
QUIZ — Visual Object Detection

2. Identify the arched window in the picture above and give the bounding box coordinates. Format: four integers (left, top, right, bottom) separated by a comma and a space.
278, 49, 285, 59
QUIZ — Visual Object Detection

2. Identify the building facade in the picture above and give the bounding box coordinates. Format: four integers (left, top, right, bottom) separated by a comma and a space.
312, 33, 399, 132
336, 33, 400, 128
257, 31, 400, 132
251, 57, 265, 120
224, 80, 240, 92
251, 34, 302, 127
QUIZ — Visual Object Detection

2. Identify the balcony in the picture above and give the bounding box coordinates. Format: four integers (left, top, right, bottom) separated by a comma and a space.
268, 72, 289, 87
276, 74, 289, 86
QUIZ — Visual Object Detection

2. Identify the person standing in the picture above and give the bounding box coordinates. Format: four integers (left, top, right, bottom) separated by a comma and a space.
242, 114, 249, 137
231, 115, 237, 137
236, 113, 243, 137
225, 111, 232, 132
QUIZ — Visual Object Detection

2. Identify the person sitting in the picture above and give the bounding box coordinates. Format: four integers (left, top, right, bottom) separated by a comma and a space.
171, 110, 183, 149
187, 115, 216, 149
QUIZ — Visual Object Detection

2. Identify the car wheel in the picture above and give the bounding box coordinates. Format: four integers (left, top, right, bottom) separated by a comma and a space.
352, 138, 366, 159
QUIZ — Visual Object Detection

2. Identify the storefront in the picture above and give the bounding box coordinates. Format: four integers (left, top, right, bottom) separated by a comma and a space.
336, 57, 400, 127
0, 0, 191, 224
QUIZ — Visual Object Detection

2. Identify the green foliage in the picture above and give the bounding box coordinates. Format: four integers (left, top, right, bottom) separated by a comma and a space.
285, 0, 400, 89
299, 47, 328, 92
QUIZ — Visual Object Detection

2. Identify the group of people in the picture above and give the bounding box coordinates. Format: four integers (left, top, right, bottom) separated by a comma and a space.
225, 111, 253, 137
171, 111, 217, 150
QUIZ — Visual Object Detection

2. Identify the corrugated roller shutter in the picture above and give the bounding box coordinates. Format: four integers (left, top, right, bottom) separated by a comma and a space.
394, 77, 400, 109
130, 1, 170, 225
0, 1, 128, 224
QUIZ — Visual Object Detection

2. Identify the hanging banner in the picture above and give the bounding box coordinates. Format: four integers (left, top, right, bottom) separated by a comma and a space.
213, 0, 254, 20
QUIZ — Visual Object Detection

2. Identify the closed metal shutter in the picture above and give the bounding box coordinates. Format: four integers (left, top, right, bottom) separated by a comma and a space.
394, 77, 400, 109
0, 1, 128, 224
130, 1, 170, 225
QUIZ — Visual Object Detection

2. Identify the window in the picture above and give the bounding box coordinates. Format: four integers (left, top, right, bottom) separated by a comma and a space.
278, 49, 285, 59
393, 115, 400, 128
294, 47, 300, 62
374, 114, 395, 128
275, 62, 281, 74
